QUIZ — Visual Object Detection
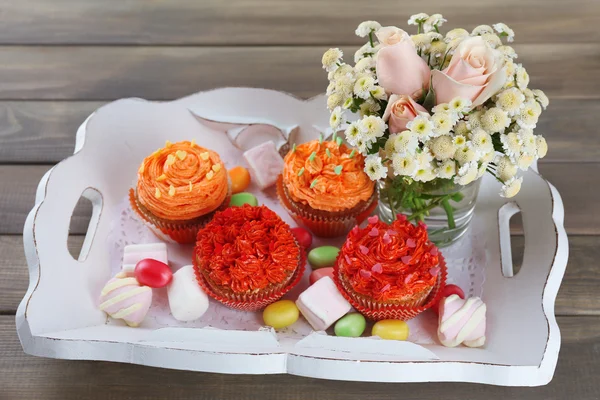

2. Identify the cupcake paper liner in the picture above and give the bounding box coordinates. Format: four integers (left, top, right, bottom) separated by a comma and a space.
276, 175, 378, 238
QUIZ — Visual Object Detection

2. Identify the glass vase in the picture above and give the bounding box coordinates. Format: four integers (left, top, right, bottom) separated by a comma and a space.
377, 177, 481, 247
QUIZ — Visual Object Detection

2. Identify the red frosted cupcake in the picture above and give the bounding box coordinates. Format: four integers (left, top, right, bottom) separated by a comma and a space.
194, 205, 305, 311
333, 215, 447, 321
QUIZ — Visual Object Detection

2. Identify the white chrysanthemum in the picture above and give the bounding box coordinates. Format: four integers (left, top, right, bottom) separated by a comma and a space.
481, 107, 510, 133
329, 107, 344, 130
392, 130, 419, 155
327, 93, 344, 110
408, 13, 430, 25
516, 101, 541, 129
522, 88, 534, 101
518, 128, 536, 155
384, 134, 399, 158
413, 162, 437, 182
392, 153, 418, 176
411, 33, 431, 51
536, 135, 548, 158
427, 32, 444, 42
354, 43, 377, 63
431, 111, 454, 136
516, 152, 535, 171
359, 115, 387, 140
495, 88, 525, 116
424, 13, 447, 32
344, 121, 362, 146
456, 162, 479, 185
496, 155, 518, 181
364, 154, 388, 181
497, 45, 518, 59
500, 176, 522, 198
334, 74, 355, 97
326, 82, 335, 96
454, 144, 477, 165
481, 150, 496, 163
428, 40, 447, 58
359, 100, 381, 117
493, 23, 515, 42
449, 97, 472, 114
472, 25, 494, 36
355, 137, 370, 154
503, 59, 516, 84
470, 129, 494, 155
416, 148, 434, 167
445, 37, 464, 54
515, 64, 530, 89
453, 134, 467, 148
429, 135, 456, 160
322, 48, 343, 72
532, 89, 549, 110
500, 131, 522, 158
432, 103, 451, 113
355, 56, 375, 72
453, 120, 470, 136
370, 86, 387, 101
437, 159, 457, 179
407, 115, 434, 141
354, 75, 377, 99
342, 97, 354, 109
355, 21, 382, 38
445, 28, 469, 42
481, 33, 502, 48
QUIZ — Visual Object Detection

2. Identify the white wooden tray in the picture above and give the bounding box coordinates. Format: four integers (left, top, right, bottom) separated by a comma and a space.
17, 88, 568, 386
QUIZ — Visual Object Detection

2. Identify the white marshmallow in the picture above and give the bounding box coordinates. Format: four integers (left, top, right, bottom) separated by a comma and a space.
243, 141, 284, 189
167, 265, 209, 322
296, 276, 352, 331
122, 243, 168, 274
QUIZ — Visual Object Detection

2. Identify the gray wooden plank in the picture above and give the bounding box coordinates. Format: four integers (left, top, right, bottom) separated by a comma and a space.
1, 315, 599, 399
0, 99, 595, 164
0, 44, 596, 100
0, 0, 596, 45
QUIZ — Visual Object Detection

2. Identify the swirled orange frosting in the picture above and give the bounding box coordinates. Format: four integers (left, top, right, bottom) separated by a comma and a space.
282, 140, 374, 212
136, 140, 228, 221
195, 205, 301, 294
337, 215, 440, 302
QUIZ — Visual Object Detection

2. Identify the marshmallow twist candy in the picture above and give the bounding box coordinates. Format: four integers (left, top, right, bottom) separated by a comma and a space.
437, 294, 486, 348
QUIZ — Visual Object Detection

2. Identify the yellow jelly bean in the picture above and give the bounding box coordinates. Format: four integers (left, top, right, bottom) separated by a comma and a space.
263, 300, 299, 329
372, 319, 409, 341
229, 166, 251, 194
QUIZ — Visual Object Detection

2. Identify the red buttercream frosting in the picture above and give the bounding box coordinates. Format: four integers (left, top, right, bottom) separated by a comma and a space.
195, 205, 301, 294
336, 215, 440, 303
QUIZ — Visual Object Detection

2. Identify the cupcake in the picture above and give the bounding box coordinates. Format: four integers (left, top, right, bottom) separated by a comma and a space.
194, 205, 306, 311
130, 140, 231, 244
333, 215, 447, 321
276, 139, 377, 237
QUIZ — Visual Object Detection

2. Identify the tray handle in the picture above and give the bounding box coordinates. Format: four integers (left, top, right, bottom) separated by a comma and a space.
498, 201, 522, 278
67, 187, 104, 262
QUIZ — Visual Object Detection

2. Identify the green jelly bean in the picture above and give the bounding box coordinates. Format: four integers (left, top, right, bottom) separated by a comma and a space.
229, 192, 258, 207
308, 246, 340, 269
334, 313, 366, 337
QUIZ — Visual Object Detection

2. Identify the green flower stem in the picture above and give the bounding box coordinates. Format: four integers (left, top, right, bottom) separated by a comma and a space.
368, 31, 374, 47
441, 198, 456, 229
386, 184, 397, 220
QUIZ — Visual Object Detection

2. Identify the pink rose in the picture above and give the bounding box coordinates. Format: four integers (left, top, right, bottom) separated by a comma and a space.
432, 36, 506, 106
376, 30, 431, 98
383, 94, 428, 133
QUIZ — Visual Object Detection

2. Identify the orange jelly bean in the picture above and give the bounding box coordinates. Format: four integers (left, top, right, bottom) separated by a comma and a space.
228, 166, 251, 194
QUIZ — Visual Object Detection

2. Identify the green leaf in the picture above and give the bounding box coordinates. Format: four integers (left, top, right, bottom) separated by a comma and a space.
422, 87, 436, 112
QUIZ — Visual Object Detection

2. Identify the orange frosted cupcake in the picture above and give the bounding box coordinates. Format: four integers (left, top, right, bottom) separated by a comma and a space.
130, 140, 231, 244
194, 205, 305, 311
333, 215, 447, 321
276, 139, 377, 237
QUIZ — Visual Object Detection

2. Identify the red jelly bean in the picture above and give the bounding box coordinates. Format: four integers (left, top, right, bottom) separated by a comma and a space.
431, 284, 465, 315
134, 258, 173, 288
309, 267, 334, 285
291, 227, 312, 249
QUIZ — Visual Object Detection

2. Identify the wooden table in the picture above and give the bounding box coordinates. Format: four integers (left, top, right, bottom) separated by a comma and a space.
1, 1, 598, 398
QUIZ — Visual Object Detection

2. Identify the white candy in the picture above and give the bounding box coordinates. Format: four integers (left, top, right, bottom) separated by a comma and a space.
243, 141, 284, 189
296, 276, 352, 331
122, 243, 168, 275
167, 265, 209, 322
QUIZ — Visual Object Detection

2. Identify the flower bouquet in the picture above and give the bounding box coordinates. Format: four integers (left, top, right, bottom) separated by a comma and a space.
322, 13, 549, 246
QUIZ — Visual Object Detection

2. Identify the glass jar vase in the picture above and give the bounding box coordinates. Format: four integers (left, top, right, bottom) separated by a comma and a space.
377, 177, 481, 247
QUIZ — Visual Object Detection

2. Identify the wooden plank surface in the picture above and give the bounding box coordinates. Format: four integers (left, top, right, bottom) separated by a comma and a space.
0, 44, 597, 101
1, 235, 597, 315
1, 315, 599, 399
0, 99, 596, 164
0, 0, 597, 45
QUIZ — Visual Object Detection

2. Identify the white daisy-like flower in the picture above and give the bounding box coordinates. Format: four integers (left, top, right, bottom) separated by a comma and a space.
370, 86, 388, 101
515, 64, 530, 89
497, 45, 518, 59
536, 135, 548, 158
429, 135, 456, 160
453, 134, 467, 148
334, 74, 355, 97
470, 129, 494, 155
355, 137, 370, 155
393, 130, 419, 155
408, 13, 430, 25
454, 143, 477, 165
359, 100, 382, 117
427, 32, 444, 42
355, 56, 376, 72
407, 115, 434, 141
522, 88, 535, 101
329, 106, 344, 130
344, 121, 362, 146
322, 48, 343, 72
384, 134, 399, 158
481, 107, 510, 133
453, 120, 470, 136
416, 148, 434, 167
354, 43, 378, 63
428, 40, 447, 58
392, 153, 418, 176
445, 28, 469, 42
516, 101, 541, 129
503, 59, 516, 84
480, 150, 496, 163
364, 154, 388, 181
532, 89, 549, 110
354, 75, 377, 99
326, 82, 335, 96
493, 23, 515, 42
516, 152, 535, 171
455, 162, 479, 185
327, 93, 344, 110
437, 159, 457, 179
411, 33, 432, 51
342, 97, 354, 109
359, 115, 387, 140
472, 25, 494, 36
518, 128, 536, 155
495, 88, 525, 116
355, 21, 382, 38
481, 33, 502, 48
424, 14, 447, 32
413, 162, 437, 182
500, 176, 523, 198
432, 103, 451, 113
500, 131, 522, 158
449, 97, 472, 114
496, 155, 518, 181
431, 111, 454, 136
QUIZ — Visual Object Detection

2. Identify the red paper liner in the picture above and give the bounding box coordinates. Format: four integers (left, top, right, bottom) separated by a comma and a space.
194, 247, 307, 311
333, 255, 448, 321
276, 175, 378, 238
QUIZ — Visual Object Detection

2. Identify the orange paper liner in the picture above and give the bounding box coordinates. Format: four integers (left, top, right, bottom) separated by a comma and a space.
194, 247, 307, 312
276, 175, 378, 238
333, 255, 448, 321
